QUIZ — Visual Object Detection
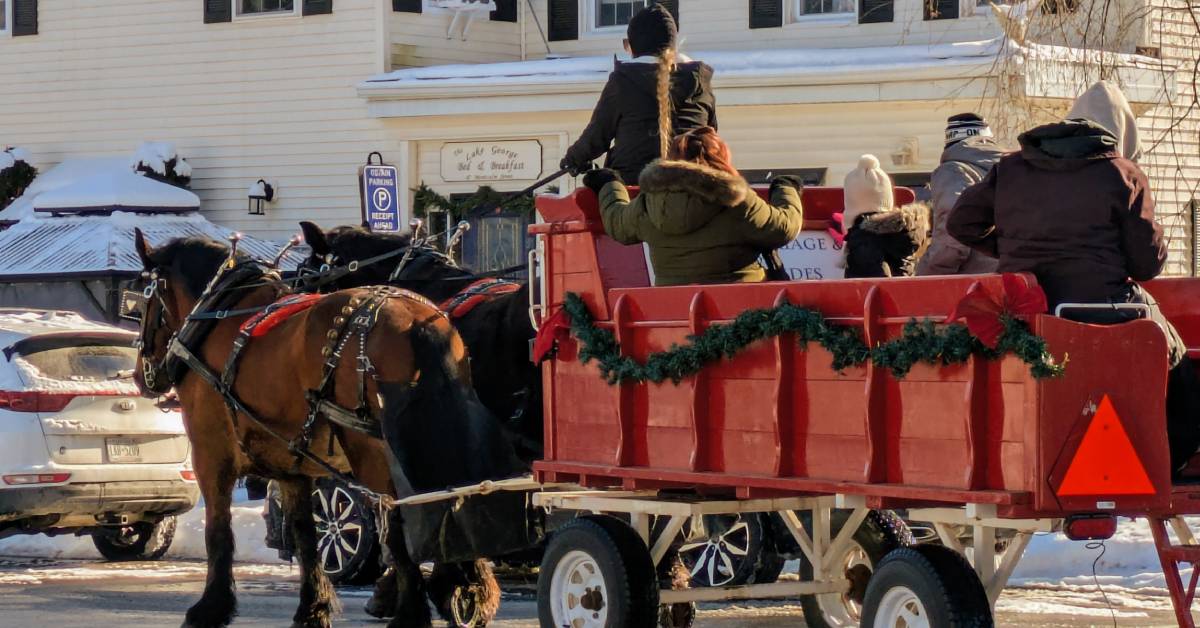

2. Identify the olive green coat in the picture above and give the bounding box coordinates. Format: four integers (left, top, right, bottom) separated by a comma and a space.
599, 160, 804, 286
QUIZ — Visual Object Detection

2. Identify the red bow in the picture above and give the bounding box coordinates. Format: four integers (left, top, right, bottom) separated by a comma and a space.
532, 307, 572, 364
827, 213, 846, 246
945, 275, 1048, 348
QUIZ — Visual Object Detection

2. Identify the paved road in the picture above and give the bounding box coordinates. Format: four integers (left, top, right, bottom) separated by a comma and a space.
0, 557, 1188, 627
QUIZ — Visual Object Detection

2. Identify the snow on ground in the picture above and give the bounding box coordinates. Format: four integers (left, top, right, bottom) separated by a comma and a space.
1012, 517, 1187, 591
0, 488, 285, 565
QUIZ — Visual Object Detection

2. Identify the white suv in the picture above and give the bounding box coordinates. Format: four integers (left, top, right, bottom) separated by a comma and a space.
0, 309, 198, 560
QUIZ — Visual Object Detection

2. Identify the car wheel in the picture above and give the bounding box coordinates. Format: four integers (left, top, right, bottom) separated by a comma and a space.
313, 479, 382, 585
91, 516, 177, 561
677, 514, 782, 587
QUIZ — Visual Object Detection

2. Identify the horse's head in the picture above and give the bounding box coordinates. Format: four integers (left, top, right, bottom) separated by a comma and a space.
132, 229, 233, 395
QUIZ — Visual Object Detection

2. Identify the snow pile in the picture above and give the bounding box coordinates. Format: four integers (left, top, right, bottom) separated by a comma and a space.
130, 141, 193, 178
0, 490, 285, 564
0, 147, 32, 172
1011, 518, 1187, 591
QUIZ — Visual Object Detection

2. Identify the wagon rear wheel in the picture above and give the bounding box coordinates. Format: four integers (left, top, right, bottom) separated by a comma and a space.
860, 545, 993, 628
537, 516, 659, 628
799, 510, 912, 628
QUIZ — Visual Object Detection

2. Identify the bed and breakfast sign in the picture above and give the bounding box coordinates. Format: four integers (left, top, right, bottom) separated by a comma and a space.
441, 141, 542, 183
359, 153, 401, 232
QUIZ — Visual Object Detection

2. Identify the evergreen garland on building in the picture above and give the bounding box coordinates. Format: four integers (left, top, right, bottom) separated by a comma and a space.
0, 149, 37, 210
412, 182, 539, 220
561, 292, 1064, 385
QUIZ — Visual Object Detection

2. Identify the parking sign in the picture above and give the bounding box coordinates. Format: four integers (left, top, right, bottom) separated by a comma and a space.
360, 156, 401, 232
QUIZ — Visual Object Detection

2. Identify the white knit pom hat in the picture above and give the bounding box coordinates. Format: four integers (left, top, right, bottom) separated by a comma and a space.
841, 155, 894, 232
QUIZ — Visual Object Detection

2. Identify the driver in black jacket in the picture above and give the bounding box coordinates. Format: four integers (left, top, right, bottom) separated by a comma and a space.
559, 5, 717, 183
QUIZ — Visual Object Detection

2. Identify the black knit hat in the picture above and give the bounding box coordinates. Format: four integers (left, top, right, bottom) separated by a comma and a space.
945, 113, 993, 146
627, 4, 677, 57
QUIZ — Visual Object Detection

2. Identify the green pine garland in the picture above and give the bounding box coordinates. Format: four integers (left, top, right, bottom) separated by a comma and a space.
413, 182, 540, 220
561, 292, 1064, 385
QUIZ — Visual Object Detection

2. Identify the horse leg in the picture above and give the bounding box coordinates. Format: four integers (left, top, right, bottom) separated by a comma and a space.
182, 461, 238, 628
384, 509, 432, 628
428, 560, 501, 627
279, 478, 338, 628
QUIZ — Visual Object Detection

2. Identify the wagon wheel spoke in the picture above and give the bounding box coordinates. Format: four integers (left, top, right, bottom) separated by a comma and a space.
677, 541, 708, 554
329, 539, 346, 573
718, 548, 737, 579
340, 522, 362, 537
338, 535, 357, 554
315, 488, 332, 519
688, 547, 711, 578
706, 551, 719, 584
334, 489, 356, 522
723, 537, 749, 556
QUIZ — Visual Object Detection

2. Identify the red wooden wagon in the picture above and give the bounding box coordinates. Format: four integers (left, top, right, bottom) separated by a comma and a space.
525, 187, 1200, 627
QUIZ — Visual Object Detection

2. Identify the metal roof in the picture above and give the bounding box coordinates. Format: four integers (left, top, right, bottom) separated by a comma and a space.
0, 212, 305, 279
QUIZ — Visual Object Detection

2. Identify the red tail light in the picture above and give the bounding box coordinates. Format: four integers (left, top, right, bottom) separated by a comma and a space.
3, 473, 71, 485
0, 390, 122, 413
180, 470, 197, 481
1065, 514, 1118, 541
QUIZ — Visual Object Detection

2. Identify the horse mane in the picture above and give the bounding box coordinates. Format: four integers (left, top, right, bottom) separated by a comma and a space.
326, 225, 414, 260
149, 236, 244, 298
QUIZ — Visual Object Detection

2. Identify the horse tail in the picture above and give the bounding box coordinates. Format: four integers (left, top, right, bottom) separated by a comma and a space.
378, 322, 523, 498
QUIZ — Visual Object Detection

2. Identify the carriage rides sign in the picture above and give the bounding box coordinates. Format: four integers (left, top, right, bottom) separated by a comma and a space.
359, 152, 401, 232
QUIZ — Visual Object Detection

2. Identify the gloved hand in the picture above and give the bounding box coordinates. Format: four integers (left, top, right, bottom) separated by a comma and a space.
560, 156, 592, 177
582, 168, 623, 194
770, 174, 805, 195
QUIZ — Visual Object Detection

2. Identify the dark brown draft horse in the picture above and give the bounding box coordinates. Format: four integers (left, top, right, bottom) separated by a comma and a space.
132, 231, 516, 628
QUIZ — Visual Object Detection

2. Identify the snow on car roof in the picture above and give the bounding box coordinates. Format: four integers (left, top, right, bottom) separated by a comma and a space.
0, 309, 131, 340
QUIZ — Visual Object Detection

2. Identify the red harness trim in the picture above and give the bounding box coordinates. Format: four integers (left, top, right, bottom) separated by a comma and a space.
240, 294, 324, 338
439, 279, 521, 319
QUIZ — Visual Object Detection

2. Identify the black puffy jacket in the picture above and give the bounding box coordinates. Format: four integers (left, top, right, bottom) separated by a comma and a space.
564, 58, 717, 182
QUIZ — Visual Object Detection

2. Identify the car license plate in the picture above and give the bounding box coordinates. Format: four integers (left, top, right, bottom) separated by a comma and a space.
106, 438, 142, 463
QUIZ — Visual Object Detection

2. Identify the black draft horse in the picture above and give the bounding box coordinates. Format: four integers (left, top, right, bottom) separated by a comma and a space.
132, 231, 521, 628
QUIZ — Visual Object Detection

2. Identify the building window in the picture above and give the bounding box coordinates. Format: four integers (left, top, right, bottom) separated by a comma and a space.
0, 0, 8, 34
793, 0, 854, 18
594, 0, 649, 29
235, 0, 298, 18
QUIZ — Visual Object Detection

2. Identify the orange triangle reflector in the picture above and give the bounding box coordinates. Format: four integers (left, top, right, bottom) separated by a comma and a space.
1057, 395, 1155, 497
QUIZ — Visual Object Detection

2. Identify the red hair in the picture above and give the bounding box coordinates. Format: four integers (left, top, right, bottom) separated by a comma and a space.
667, 127, 737, 176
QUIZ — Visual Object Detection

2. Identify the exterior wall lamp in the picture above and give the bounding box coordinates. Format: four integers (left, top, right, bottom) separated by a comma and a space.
248, 179, 275, 216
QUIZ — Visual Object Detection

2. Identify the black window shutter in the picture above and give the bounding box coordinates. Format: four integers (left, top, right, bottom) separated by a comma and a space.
656, 0, 679, 26
749, 0, 782, 29
204, 0, 232, 23
491, 0, 518, 22
303, 0, 333, 15
548, 0, 578, 41
924, 0, 958, 20
859, 0, 893, 23
393, 0, 423, 12
12, 0, 37, 35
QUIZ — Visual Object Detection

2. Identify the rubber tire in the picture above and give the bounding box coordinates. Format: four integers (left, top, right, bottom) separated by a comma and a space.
860, 544, 993, 628
799, 510, 912, 628
537, 516, 659, 628
91, 516, 177, 561
311, 479, 382, 586
678, 513, 783, 587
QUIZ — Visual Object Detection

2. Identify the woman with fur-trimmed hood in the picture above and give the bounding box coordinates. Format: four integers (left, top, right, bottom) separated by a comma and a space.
582, 127, 803, 286
836, 155, 929, 278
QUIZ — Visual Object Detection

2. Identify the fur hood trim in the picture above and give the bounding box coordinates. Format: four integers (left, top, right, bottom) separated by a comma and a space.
638, 160, 751, 207
858, 202, 931, 244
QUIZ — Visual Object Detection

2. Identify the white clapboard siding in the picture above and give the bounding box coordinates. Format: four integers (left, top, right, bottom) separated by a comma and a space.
526, 0, 1004, 59
390, 8, 522, 69
1138, 1, 1200, 276
0, 0, 396, 241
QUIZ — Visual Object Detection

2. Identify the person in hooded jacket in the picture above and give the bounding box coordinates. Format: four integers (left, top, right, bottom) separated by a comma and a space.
836, 155, 929, 278
581, 126, 803, 286
559, 5, 717, 183
916, 113, 1007, 276
948, 81, 1200, 470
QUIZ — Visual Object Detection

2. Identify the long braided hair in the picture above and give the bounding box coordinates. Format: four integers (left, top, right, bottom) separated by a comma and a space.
654, 48, 676, 159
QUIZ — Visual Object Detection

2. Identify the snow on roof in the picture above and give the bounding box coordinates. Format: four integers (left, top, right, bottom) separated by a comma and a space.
0, 157, 132, 222
361, 39, 1011, 90
0, 211, 304, 279
0, 309, 131, 338
32, 171, 199, 214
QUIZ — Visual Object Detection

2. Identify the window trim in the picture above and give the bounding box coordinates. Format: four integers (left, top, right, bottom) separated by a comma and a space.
580, 0, 649, 38
421, 0, 498, 15
232, 0, 301, 21
788, 0, 856, 25
0, 0, 10, 36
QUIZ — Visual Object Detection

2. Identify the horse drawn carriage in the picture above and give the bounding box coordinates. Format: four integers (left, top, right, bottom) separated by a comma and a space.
127, 180, 1200, 628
